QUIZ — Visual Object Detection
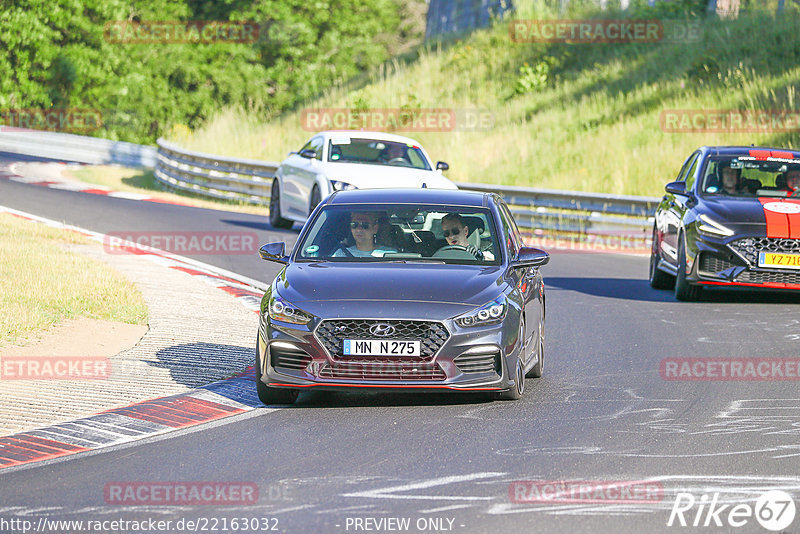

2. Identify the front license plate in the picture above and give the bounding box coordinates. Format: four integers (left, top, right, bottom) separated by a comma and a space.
343, 339, 421, 357
758, 252, 800, 269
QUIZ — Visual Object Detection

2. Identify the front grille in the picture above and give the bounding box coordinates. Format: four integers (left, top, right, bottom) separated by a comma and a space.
270, 344, 312, 371
737, 270, 800, 285
316, 320, 449, 360
699, 254, 736, 274
454, 351, 500, 374
729, 237, 800, 265
318, 360, 446, 381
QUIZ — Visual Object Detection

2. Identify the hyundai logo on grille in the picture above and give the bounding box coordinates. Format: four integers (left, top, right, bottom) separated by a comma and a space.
369, 323, 396, 337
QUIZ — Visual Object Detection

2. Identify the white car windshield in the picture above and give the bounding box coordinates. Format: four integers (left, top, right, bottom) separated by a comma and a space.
295, 204, 500, 264
327, 138, 431, 170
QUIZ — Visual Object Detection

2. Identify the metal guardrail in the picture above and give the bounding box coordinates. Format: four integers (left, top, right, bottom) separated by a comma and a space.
155, 138, 659, 238
0, 129, 658, 239
155, 139, 277, 205
0, 128, 156, 168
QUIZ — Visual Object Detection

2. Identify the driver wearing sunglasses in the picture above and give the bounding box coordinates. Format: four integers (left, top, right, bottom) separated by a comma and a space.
440, 213, 483, 259
333, 211, 396, 257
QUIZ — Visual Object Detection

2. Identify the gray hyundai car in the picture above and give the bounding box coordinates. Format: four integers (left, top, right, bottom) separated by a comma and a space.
256, 188, 549, 403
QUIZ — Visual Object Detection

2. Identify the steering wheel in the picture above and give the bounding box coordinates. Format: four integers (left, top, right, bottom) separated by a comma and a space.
437, 245, 468, 252
387, 157, 409, 165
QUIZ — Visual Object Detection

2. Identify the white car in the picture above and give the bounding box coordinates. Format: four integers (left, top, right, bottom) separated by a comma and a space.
269, 131, 457, 228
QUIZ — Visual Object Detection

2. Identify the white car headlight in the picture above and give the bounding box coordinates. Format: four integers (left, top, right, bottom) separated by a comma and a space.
454, 296, 507, 328
268, 293, 313, 325
697, 214, 734, 238
331, 180, 357, 191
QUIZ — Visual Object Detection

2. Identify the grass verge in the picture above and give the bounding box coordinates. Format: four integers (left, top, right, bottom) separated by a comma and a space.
0, 213, 149, 346
66, 166, 268, 216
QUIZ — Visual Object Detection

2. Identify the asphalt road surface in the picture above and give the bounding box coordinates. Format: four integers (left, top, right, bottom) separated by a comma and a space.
2, 159, 800, 534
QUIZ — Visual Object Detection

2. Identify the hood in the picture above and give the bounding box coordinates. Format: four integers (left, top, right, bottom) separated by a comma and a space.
701, 196, 800, 238
325, 163, 457, 190
701, 196, 769, 225
274, 262, 506, 319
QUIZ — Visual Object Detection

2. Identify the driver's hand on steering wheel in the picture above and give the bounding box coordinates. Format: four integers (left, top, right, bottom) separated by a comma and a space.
465, 244, 483, 259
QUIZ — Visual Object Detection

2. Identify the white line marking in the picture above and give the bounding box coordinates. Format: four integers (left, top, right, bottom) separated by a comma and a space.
342, 472, 505, 501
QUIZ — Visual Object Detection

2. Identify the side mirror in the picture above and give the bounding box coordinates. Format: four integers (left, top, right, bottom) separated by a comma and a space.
513, 247, 549, 268
299, 149, 317, 159
259, 242, 288, 264
665, 181, 687, 195
288, 150, 297, 156
436, 161, 449, 171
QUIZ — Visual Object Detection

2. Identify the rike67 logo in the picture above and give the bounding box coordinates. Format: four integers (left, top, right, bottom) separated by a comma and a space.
667, 490, 796, 531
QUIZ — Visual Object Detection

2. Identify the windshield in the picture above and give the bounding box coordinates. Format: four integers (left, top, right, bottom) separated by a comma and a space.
327, 136, 431, 170
701, 155, 800, 198
295, 204, 500, 265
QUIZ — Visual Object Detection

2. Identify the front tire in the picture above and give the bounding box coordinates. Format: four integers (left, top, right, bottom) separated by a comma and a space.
499, 358, 525, 400
526, 313, 544, 378
674, 233, 702, 302
269, 179, 293, 229
255, 338, 298, 405
649, 224, 674, 289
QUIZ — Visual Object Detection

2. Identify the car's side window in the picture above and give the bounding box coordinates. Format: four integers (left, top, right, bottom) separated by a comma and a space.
299, 139, 314, 153
498, 203, 519, 260
684, 153, 701, 190
308, 136, 324, 161
676, 152, 699, 182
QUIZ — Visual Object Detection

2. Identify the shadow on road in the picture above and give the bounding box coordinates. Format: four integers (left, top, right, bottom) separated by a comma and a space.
221, 218, 300, 234
547, 276, 800, 304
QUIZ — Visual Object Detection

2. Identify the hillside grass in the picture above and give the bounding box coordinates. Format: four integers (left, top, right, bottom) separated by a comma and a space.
0, 214, 148, 346
172, 1, 800, 196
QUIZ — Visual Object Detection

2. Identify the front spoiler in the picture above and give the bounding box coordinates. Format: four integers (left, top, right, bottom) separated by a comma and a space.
697, 280, 800, 291
267, 381, 504, 392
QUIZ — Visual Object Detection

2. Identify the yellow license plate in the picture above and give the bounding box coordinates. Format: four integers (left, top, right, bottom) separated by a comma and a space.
758, 252, 800, 269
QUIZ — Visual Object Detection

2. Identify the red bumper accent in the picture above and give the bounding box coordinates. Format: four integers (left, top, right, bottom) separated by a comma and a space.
698, 280, 800, 290
269, 382, 502, 391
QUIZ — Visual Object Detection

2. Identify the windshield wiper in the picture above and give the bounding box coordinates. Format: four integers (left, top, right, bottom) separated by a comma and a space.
383, 259, 446, 264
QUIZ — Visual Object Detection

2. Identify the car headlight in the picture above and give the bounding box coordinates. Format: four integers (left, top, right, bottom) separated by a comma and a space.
331, 180, 357, 191
697, 214, 734, 238
454, 295, 507, 328
268, 293, 313, 325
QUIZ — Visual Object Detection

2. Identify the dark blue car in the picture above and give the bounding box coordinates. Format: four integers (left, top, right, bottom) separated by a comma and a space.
651, 146, 800, 300
256, 188, 549, 403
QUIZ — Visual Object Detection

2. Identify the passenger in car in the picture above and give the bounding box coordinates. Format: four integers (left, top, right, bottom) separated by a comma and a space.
784, 169, 800, 193
333, 212, 396, 257
440, 213, 484, 259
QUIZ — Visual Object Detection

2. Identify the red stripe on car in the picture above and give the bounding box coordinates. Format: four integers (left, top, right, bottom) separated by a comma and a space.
759, 198, 791, 238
